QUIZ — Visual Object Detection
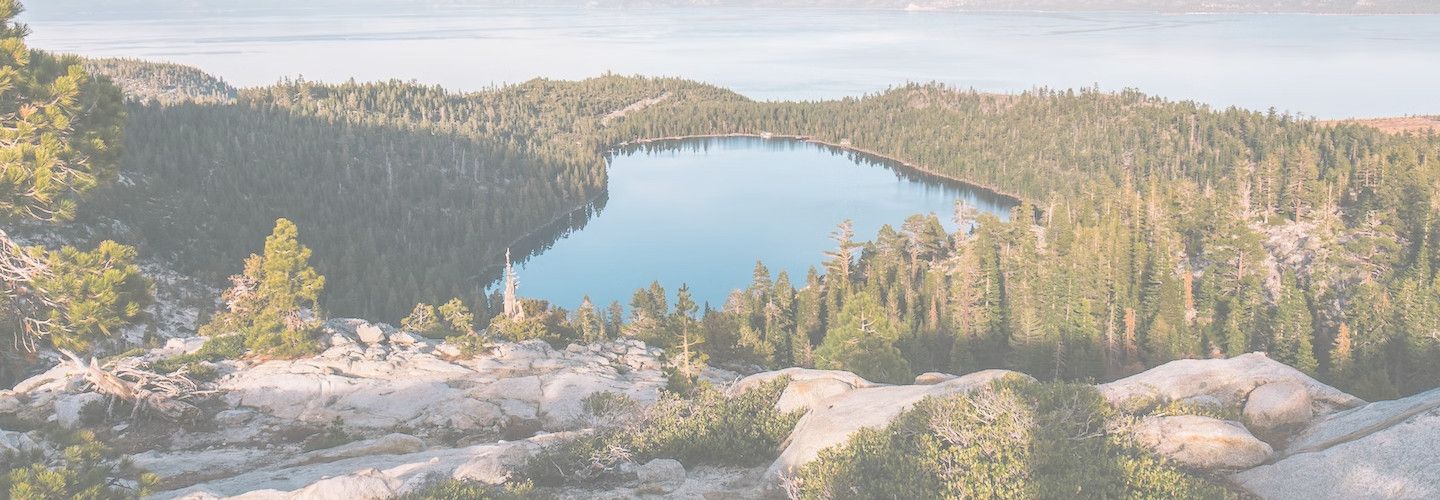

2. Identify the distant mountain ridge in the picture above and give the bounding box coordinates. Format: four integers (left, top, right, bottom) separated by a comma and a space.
24, 0, 1440, 17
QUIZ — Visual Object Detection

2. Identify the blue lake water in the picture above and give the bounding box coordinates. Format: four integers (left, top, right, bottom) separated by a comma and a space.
21, 6, 1440, 118
511, 138, 1014, 310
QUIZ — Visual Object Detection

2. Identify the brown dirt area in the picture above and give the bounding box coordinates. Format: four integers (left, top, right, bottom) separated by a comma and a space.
1324, 116, 1440, 134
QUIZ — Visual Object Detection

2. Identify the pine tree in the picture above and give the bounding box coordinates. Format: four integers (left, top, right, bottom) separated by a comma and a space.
0, 0, 123, 222
605, 300, 625, 338
823, 220, 860, 284
768, 271, 798, 366
258, 218, 326, 317
202, 218, 326, 357
1, 0, 137, 368
814, 291, 911, 384
575, 296, 605, 343
792, 267, 824, 367
32, 241, 153, 353
401, 303, 441, 337
438, 298, 475, 336
664, 284, 706, 392
502, 249, 524, 319
1270, 272, 1317, 374
1329, 322, 1353, 378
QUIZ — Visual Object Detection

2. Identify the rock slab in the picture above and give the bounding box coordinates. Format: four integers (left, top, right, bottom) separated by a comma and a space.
1232, 389, 1440, 499
636, 458, 687, 494
1244, 381, 1313, 436
1131, 415, 1273, 470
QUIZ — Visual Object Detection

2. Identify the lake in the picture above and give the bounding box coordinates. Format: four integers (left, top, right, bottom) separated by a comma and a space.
18, 4, 1439, 310
510, 137, 1014, 310
21, 6, 1440, 119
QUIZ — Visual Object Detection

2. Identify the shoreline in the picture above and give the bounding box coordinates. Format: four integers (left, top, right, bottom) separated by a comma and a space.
612, 133, 1027, 204
488, 132, 1026, 287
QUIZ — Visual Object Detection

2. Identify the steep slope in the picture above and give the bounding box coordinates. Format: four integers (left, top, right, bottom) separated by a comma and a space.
90, 62, 744, 320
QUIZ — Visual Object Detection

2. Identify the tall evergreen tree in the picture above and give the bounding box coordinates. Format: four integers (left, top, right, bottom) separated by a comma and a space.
814, 291, 911, 384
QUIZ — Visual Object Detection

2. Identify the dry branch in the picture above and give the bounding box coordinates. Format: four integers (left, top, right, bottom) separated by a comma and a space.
60, 349, 209, 423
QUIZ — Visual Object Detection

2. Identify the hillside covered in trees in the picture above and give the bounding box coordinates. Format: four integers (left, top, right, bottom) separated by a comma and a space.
593, 84, 1440, 399
86, 60, 742, 319
5, 1, 1440, 497
76, 58, 1440, 401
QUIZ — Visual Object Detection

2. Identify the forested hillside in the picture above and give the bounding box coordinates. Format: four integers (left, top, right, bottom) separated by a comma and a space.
93, 67, 741, 319
589, 84, 1440, 399
75, 59, 1440, 400
84, 58, 235, 104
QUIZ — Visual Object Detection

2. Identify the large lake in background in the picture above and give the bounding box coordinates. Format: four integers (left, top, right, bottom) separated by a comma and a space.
20, 5, 1439, 309
512, 138, 1014, 310
21, 6, 1440, 119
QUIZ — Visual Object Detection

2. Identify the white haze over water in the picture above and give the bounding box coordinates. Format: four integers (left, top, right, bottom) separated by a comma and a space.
21, 6, 1440, 118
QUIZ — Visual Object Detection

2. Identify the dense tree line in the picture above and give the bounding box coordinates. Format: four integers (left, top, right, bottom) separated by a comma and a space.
69, 57, 1440, 399
83, 58, 236, 105
95, 73, 739, 320
590, 83, 1440, 398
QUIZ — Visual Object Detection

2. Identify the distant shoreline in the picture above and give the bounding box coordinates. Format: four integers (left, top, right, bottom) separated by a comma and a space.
613, 133, 1027, 205
26, 3, 1440, 21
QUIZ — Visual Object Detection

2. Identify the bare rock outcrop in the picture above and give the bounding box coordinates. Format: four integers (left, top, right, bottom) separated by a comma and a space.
1231, 388, 1440, 499
218, 336, 673, 434
165, 432, 576, 499
12, 330, 1434, 500
913, 372, 958, 385
1243, 380, 1313, 437
0, 430, 42, 468
635, 458, 687, 494
1131, 415, 1273, 469
1099, 353, 1364, 417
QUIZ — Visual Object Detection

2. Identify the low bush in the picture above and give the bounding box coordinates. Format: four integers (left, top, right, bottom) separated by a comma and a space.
522, 378, 800, 486
149, 334, 246, 373
1, 430, 156, 499
444, 334, 490, 359
395, 479, 538, 500
301, 417, 356, 452
787, 380, 1240, 499
1144, 398, 1243, 422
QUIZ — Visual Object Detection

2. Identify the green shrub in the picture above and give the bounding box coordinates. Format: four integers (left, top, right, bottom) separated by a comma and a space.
580, 391, 639, 427
523, 378, 800, 485
1, 430, 156, 499
444, 334, 490, 359
395, 479, 538, 500
182, 362, 220, 383
790, 381, 1035, 499
301, 417, 355, 451
1145, 398, 1243, 422
788, 380, 1241, 499
401, 299, 476, 339
149, 334, 246, 374
401, 303, 445, 338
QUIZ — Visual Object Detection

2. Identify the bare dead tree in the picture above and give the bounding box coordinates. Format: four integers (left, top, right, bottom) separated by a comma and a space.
1, 229, 60, 353
60, 349, 212, 423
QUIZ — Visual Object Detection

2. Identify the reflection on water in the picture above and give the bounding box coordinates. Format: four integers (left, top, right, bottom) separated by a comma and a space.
507, 137, 1016, 310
